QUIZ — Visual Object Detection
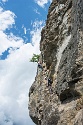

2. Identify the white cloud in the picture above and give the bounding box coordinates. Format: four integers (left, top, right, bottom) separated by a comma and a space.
1, 0, 8, 3
0, 7, 15, 31
0, 6, 44, 125
0, 31, 24, 55
0, 8, 22, 55
22, 25, 27, 35
34, 8, 40, 15
0, 58, 37, 125
24, 27, 26, 34
30, 20, 45, 53
34, 0, 52, 8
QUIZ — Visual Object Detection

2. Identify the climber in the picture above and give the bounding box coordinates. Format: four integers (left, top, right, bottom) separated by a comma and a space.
47, 78, 53, 93
37, 61, 43, 75
38, 119, 41, 125
47, 78, 52, 86
38, 61, 43, 70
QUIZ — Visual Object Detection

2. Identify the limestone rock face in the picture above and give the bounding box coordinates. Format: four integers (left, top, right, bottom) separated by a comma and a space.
28, 0, 83, 125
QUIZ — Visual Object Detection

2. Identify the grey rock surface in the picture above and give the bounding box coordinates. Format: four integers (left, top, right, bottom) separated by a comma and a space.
28, 0, 83, 125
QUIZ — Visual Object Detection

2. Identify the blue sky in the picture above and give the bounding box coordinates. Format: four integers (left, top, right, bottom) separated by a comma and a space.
0, 0, 51, 60
0, 0, 52, 125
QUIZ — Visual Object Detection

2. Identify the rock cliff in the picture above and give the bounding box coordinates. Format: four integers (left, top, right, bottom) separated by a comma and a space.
28, 0, 83, 125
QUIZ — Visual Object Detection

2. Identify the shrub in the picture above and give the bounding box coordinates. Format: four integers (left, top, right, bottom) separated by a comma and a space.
30, 54, 40, 62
